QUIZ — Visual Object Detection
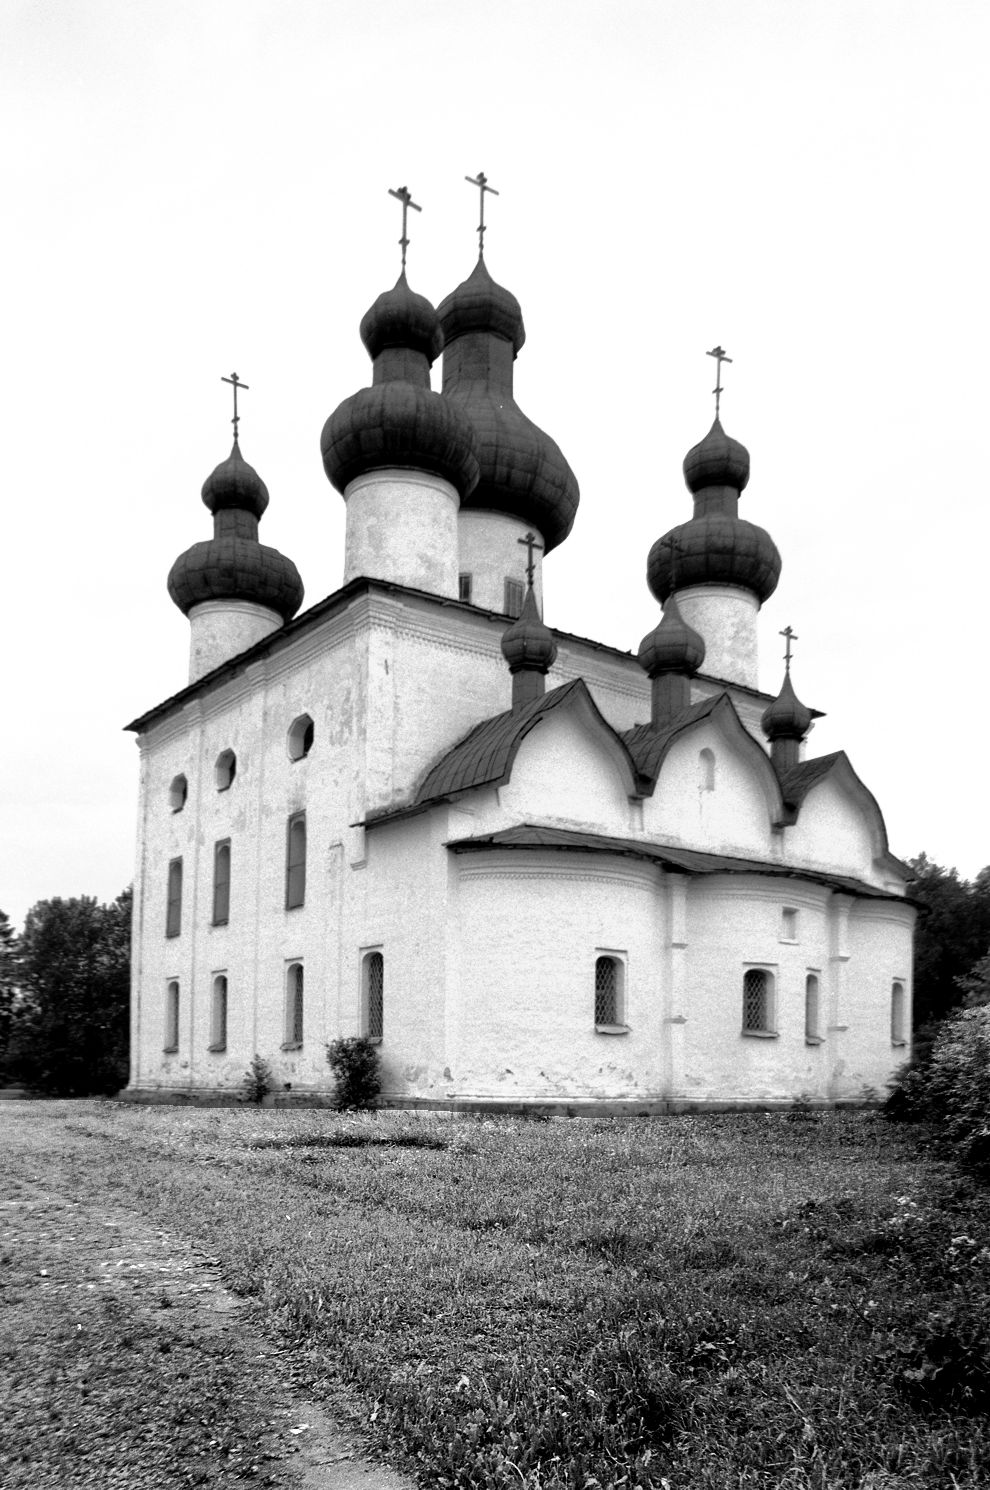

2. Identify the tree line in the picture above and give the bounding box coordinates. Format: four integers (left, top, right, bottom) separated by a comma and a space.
0, 857, 988, 1097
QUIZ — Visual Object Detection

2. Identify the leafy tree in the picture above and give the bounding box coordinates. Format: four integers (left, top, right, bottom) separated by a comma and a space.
0, 910, 19, 1071
8, 889, 131, 1096
908, 855, 990, 1030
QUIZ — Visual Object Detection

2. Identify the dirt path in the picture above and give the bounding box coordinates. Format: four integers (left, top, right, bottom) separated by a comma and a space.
1, 1102, 414, 1490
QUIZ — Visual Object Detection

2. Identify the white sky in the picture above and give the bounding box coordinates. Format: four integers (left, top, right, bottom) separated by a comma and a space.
2, 0, 988, 928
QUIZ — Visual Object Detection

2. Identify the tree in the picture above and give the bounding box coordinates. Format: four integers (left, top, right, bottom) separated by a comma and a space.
908, 854, 990, 1030
9, 889, 131, 1096
0, 910, 19, 1071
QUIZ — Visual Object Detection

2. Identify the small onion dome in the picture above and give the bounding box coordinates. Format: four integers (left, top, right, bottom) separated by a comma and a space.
359, 272, 443, 362
168, 537, 304, 621
322, 382, 480, 495
647, 516, 781, 605
201, 440, 270, 518
500, 586, 558, 673
683, 418, 750, 494
761, 669, 813, 742
437, 256, 525, 354
637, 593, 705, 678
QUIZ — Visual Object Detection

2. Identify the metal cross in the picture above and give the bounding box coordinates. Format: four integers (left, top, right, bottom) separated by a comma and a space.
221, 372, 248, 441
662, 530, 687, 591
707, 345, 732, 419
517, 530, 543, 589
780, 625, 798, 672
387, 185, 422, 272
465, 171, 499, 256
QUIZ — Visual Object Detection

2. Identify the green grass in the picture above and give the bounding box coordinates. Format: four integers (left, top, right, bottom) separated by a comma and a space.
11, 1104, 990, 1488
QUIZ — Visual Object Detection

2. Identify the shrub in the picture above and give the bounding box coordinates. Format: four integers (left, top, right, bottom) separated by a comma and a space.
885, 1006, 990, 1171
326, 1035, 381, 1111
242, 1053, 273, 1105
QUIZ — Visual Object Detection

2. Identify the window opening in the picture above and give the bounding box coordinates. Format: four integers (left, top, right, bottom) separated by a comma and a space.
210, 975, 228, 1051
699, 748, 715, 791
891, 981, 906, 1045
288, 714, 314, 761
286, 813, 306, 909
458, 573, 473, 603
742, 968, 774, 1034
164, 980, 179, 1051
284, 963, 304, 1047
364, 951, 384, 1042
215, 749, 236, 791
504, 577, 524, 618
805, 973, 821, 1042
212, 840, 231, 925
595, 956, 621, 1027
166, 858, 183, 938
169, 774, 188, 812
781, 907, 799, 941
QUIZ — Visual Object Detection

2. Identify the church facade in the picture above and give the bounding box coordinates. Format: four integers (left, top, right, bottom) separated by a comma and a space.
124, 207, 914, 1110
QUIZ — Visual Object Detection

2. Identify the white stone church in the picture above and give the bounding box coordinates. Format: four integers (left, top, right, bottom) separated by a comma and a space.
124, 204, 914, 1110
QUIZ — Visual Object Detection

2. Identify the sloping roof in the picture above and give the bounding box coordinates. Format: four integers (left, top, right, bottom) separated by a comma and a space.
621, 696, 723, 782
778, 752, 845, 806
444, 823, 908, 902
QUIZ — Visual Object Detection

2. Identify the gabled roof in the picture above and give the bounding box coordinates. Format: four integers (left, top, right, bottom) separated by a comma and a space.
777, 750, 911, 879
445, 823, 909, 902
621, 696, 722, 783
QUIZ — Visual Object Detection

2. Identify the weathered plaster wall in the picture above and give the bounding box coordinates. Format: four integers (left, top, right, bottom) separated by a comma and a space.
674, 585, 761, 689
458, 511, 545, 613
644, 719, 775, 858
343, 469, 460, 598
784, 776, 880, 884
187, 600, 282, 684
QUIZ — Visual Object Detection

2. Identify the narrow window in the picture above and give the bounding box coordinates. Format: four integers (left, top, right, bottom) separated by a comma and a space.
165, 857, 183, 938
286, 813, 306, 909
742, 968, 775, 1035
699, 748, 715, 791
284, 963, 304, 1048
781, 907, 799, 941
169, 774, 188, 812
215, 749, 237, 791
594, 955, 624, 1029
212, 840, 231, 925
458, 573, 473, 603
891, 981, 906, 1045
210, 975, 228, 1051
805, 973, 821, 1043
164, 980, 180, 1051
504, 577, 524, 617
364, 951, 384, 1042
288, 714, 314, 761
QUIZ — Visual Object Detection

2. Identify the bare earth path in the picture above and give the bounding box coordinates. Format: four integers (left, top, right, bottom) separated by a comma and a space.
0, 1101, 414, 1490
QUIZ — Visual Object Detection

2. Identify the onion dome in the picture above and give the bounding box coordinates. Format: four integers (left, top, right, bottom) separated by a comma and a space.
637, 593, 705, 678
168, 440, 304, 622
501, 586, 558, 674
683, 418, 750, 496
761, 668, 812, 742
438, 257, 579, 553
321, 272, 479, 497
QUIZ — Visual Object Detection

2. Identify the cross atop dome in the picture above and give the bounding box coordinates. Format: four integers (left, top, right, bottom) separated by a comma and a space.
387, 185, 422, 272
706, 345, 732, 420
780, 625, 798, 673
464, 171, 499, 257
221, 372, 248, 443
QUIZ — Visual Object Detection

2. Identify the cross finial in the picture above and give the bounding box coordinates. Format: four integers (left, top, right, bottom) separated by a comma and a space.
387, 185, 422, 272
465, 171, 499, 257
517, 530, 543, 589
780, 625, 798, 672
221, 372, 248, 442
706, 345, 732, 420
662, 530, 687, 592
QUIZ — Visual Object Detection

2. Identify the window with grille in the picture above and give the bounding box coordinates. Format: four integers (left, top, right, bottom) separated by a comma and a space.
891, 981, 906, 1045
364, 951, 384, 1042
504, 578, 524, 617
284, 963, 304, 1047
166, 858, 183, 938
164, 980, 180, 1051
458, 573, 473, 603
595, 956, 621, 1027
805, 973, 821, 1042
213, 840, 231, 925
210, 975, 228, 1051
215, 749, 236, 791
742, 968, 774, 1034
286, 813, 306, 909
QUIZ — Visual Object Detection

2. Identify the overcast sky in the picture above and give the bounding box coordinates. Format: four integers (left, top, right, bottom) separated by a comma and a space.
3, 0, 988, 927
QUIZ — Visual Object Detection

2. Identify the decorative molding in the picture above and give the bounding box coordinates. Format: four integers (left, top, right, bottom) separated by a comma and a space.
458, 863, 654, 890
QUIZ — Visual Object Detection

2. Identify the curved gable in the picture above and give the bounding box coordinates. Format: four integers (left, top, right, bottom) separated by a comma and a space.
783, 752, 901, 884
498, 699, 638, 830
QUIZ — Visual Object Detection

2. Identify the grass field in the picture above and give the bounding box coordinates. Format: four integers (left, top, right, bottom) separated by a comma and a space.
4, 1102, 990, 1489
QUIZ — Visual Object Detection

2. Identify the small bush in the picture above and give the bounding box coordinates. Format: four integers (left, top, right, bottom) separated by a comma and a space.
885, 1006, 990, 1171
326, 1035, 381, 1111
242, 1053, 272, 1105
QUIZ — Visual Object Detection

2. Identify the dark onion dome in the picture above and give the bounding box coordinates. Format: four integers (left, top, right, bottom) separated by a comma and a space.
169, 439, 304, 622
761, 669, 813, 742
201, 440, 270, 518
647, 516, 781, 605
683, 417, 750, 494
637, 593, 706, 678
437, 257, 579, 553
321, 273, 479, 498
500, 586, 558, 673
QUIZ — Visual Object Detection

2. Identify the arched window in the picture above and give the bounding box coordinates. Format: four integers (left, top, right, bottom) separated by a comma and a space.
164, 980, 180, 1052
805, 973, 821, 1043
594, 955, 625, 1029
210, 975, 228, 1051
212, 840, 231, 925
364, 951, 384, 1042
287, 714, 315, 761
742, 968, 776, 1035
215, 749, 236, 791
891, 981, 906, 1045
169, 774, 188, 812
284, 963, 304, 1048
285, 813, 306, 909
699, 748, 716, 791
165, 858, 183, 938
